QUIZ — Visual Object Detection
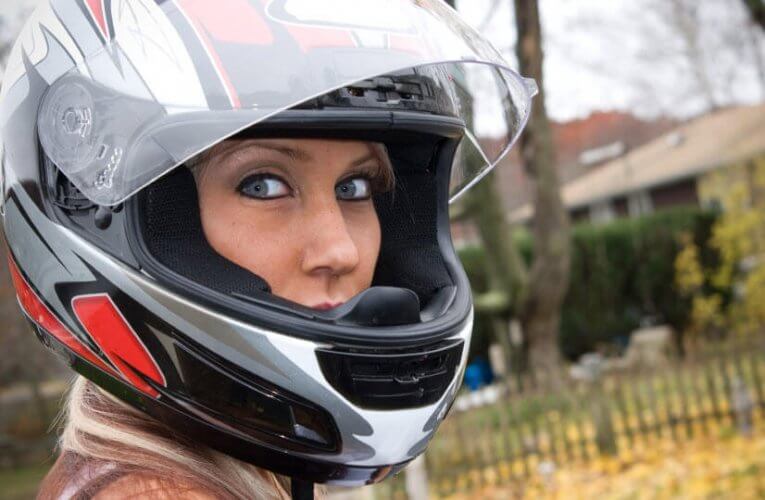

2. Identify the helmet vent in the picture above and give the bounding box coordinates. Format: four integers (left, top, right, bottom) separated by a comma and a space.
316, 339, 463, 410
298, 72, 453, 114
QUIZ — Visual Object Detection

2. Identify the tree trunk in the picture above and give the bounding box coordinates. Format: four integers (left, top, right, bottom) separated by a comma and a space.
445, 0, 528, 375
742, 0, 765, 31
465, 175, 529, 380
514, 0, 571, 388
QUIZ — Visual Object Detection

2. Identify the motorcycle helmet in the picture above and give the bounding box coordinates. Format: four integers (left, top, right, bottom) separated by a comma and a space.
0, 0, 535, 491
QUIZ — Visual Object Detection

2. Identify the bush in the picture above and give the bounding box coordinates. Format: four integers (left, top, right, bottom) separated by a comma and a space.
456, 245, 497, 360
458, 207, 719, 361
565, 207, 720, 359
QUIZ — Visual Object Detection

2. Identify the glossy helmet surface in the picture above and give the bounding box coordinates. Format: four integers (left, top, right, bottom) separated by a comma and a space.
0, 0, 534, 485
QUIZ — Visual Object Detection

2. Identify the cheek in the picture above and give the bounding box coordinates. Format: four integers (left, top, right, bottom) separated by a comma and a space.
347, 208, 382, 280
197, 185, 298, 284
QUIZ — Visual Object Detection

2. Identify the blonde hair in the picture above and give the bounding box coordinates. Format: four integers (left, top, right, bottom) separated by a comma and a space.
39, 376, 325, 499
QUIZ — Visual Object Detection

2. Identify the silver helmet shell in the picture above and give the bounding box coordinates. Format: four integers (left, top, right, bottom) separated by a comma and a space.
0, 0, 533, 485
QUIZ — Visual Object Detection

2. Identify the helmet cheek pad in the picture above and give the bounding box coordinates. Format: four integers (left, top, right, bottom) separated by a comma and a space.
373, 137, 456, 305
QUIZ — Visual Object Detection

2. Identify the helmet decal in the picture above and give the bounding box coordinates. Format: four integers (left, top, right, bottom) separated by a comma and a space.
8, 242, 167, 399
265, 0, 417, 34
110, 0, 209, 107
7, 254, 117, 376
171, 0, 258, 108
82, 0, 112, 41
72, 293, 167, 398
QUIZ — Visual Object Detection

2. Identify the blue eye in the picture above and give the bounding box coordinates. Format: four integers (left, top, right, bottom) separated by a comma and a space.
336, 177, 372, 201
238, 174, 291, 199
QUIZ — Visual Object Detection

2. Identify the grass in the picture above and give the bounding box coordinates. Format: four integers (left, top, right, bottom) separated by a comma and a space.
0, 464, 50, 500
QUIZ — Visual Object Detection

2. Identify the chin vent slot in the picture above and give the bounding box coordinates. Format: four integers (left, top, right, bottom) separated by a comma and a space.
316, 339, 463, 410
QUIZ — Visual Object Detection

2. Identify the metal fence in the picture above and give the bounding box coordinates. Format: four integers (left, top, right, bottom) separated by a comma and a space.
373, 336, 765, 499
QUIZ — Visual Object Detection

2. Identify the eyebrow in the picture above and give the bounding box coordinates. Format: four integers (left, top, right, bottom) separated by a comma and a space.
349, 153, 377, 168
247, 141, 313, 162
246, 142, 378, 168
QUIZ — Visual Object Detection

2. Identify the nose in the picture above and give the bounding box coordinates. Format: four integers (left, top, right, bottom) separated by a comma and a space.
301, 201, 360, 279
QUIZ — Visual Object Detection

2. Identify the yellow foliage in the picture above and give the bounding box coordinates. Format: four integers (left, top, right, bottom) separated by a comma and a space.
674, 232, 704, 294
674, 154, 765, 338
690, 294, 724, 331
443, 429, 765, 499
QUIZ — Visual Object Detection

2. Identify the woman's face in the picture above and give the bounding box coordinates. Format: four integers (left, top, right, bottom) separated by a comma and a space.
194, 138, 389, 310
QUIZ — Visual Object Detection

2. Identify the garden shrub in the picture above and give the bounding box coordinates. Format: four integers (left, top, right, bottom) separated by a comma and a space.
458, 207, 718, 361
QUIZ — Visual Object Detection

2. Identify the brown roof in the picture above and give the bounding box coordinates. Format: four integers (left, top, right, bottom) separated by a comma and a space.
496, 112, 678, 213
510, 104, 765, 221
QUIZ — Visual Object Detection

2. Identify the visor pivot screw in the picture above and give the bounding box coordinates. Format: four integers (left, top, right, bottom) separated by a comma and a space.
61, 107, 92, 138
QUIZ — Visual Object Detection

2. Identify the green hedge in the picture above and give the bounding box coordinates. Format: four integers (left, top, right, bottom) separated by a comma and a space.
456, 245, 496, 360
458, 207, 719, 361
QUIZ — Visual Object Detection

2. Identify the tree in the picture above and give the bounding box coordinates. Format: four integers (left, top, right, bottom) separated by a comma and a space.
633, 0, 765, 115
444, 0, 531, 376
513, 0, 571, 387
665, 0, 721, 110
445, 0, 570, 384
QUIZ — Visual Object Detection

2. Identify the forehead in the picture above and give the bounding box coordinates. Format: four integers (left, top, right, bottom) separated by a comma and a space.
207, 138, 374, 162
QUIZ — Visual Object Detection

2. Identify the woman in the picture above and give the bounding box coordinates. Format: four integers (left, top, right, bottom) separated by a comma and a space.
0, 1, 534, 498
38, 138, 395, 499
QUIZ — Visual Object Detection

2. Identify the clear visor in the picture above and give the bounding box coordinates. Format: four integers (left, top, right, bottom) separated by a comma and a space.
37, 0, 536, 206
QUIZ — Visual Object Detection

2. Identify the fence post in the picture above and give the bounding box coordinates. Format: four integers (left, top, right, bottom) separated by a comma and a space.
579, 354, 617, 456
732, 376, 754, 436
405, 454, 430, 500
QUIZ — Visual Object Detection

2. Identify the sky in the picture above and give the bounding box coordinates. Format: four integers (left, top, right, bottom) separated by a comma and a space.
1, 0, 763, 123
456, 0, 765, 121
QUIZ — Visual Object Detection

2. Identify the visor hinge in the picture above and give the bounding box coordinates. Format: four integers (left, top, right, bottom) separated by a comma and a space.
51, 172, 95, 211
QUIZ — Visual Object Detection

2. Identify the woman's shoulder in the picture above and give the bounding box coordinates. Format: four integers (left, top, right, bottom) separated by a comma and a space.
92, 473, 219, 500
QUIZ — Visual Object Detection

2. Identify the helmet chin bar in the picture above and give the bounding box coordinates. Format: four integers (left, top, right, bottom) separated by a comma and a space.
238, 287, 421, 327
233, 285, 455, 328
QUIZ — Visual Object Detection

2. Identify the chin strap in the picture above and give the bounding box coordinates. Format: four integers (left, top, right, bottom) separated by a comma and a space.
290, 478, 314, 500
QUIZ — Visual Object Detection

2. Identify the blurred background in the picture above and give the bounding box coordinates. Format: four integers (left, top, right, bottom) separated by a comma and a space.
1, 0, 765, 498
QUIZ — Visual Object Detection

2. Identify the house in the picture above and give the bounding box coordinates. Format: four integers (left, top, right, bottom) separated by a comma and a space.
509, 104, 765, 224
451, 111, 678, 247
494, 111, 679, 216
